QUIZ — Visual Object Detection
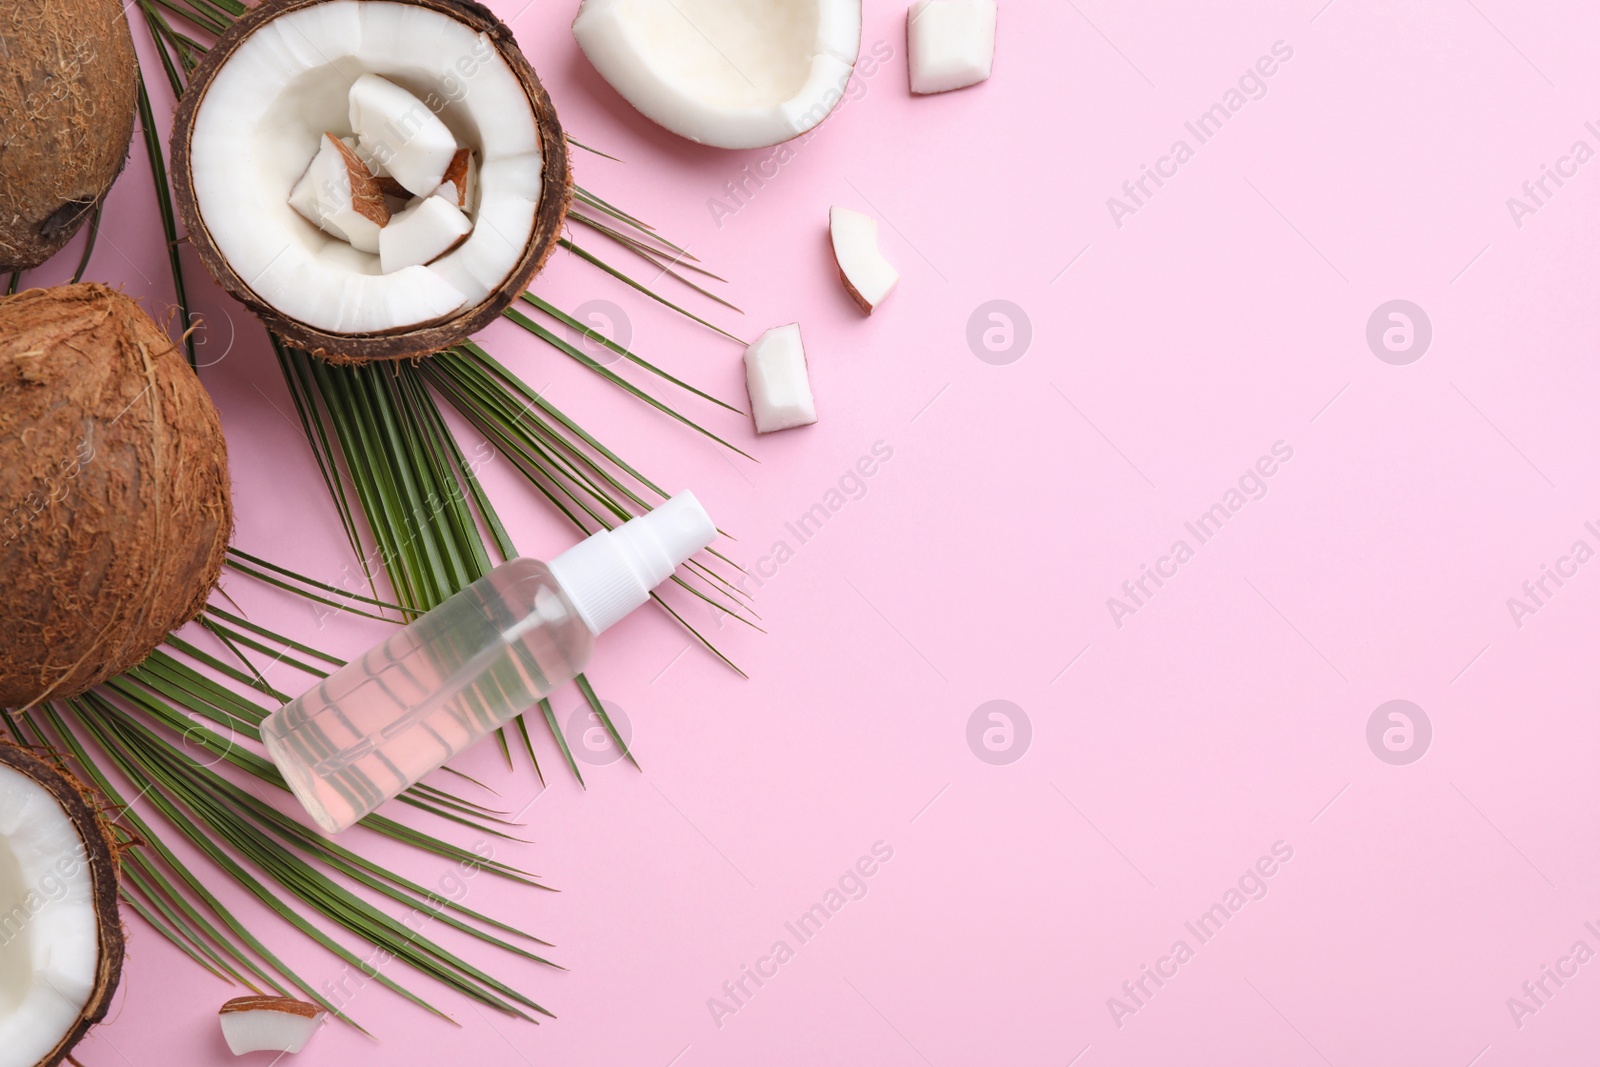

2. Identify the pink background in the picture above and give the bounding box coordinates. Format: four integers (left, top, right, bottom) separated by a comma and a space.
33, 0, 1600, 1063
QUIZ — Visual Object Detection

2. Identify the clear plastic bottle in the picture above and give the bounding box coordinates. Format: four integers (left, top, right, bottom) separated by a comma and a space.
261, 492, 716, 834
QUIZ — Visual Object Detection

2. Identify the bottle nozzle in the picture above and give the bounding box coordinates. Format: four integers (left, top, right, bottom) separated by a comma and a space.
548, 491, 717, 635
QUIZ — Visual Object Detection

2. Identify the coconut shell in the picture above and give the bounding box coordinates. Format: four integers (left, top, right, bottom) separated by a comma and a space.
0, 284, 233, 708
0, 0, 138, 272
170, 0, 573, 364
0, 740, 124, 1067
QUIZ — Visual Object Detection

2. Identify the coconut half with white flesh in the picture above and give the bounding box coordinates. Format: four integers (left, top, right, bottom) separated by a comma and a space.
573, 0, 863, 149
0, 743, 122, 1067
171, 0, 571, 363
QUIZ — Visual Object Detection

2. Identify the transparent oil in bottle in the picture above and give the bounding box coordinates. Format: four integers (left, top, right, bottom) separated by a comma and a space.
261, 491, 717, 834
261, 560, 593, 834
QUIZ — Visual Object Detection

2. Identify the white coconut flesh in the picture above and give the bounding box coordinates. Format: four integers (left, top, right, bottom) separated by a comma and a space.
348, 72, 459, 196
381, 195, 472, 274
0, 762, 99, 1067
744, 323, 816, 433
189, 0, 545, 335
908, 0, 997, 95
573, 0, 862, 149
829, 206, 898, 312
287, 134, 387, 253
219, 997, 326, 1056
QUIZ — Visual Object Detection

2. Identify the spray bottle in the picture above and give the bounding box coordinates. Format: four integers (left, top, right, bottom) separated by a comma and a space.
261, 492, 716, 833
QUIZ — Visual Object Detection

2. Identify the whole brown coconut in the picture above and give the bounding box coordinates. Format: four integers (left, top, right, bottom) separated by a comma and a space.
0, 284, 232, 708
170, 0, 572, 364
0, 739, 124, 1067
0, 0, 139, 271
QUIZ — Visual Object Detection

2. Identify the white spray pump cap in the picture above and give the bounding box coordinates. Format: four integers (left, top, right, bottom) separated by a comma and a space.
548, 491, 717, 635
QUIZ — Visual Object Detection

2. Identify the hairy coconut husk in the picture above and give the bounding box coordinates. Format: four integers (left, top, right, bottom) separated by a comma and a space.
0, 0, 138, 272
0, 739, 124, 1067
170, 0, 573, 364
0, 284, 232, 708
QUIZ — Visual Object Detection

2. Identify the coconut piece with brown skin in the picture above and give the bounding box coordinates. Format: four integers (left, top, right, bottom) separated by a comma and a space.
219, 996, 327, 1055
0, 740, 124, 1067
437, 148, 478, 212
828, 206, 899, 313
170, 0, 573, 364
0, 0, 139, 271
287, 133, 391, 253
0, 284, 233, 708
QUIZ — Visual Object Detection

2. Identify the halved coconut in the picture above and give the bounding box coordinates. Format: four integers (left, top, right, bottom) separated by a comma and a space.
573, 0, 863, 149
0, 742, 122, 1067
171, 0, 572, 362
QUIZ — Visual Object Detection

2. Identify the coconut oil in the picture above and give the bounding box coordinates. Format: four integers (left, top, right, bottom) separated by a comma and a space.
261, 492, 716, 834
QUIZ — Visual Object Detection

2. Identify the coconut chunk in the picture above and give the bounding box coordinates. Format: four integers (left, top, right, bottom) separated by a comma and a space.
349, 73, 459, 198
219, 996, 325, 1055
573, 0, 863, 149
908, 0, 996, 94
328, 137, 389, 230
427, 152, 539, 300
288, 132, 389, 254
436, 149, 478, 212
744, 324, 817, 433
380, 195, 473, 273
828, 206, 898, 313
